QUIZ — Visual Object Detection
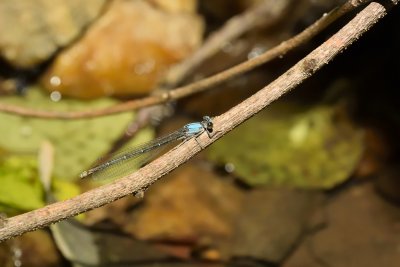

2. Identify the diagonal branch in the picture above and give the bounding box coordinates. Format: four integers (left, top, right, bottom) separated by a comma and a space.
0, 0, 370, 120
163, 0, 293, 86
0, 0, 395, 242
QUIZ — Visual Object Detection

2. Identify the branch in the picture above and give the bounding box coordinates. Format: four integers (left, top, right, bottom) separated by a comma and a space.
0, 0, 367, 120
0, 0, 393, 242
163, 0, 292, 86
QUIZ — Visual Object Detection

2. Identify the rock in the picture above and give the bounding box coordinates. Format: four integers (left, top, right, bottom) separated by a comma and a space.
283, 183, 400, 267
41, 0, 203, 99
223, 188, 322, 263
0, 0, 106, 68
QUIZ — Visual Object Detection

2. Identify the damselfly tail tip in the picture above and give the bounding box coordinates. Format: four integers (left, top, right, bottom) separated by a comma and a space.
80, 171, 88, 179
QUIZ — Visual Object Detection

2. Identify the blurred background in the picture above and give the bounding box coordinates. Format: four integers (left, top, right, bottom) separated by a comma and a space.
0, 0, 399, 266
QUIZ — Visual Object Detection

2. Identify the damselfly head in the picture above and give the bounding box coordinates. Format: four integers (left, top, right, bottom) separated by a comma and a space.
202, 116, 213, 133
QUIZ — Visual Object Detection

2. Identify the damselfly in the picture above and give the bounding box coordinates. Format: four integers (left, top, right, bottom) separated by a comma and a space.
80, 116, 213, 180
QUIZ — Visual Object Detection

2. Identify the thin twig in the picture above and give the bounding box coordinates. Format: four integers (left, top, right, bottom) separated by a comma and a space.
0, 0, 369, 120
163, 0, 292, 86
0, 0, 394, 242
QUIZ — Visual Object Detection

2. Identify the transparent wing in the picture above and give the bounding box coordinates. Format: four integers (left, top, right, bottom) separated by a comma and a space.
81, 130, 186, 182
90, 146, 167, 182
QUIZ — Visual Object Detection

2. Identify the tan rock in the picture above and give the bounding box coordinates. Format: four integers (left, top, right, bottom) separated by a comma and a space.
0, 0, 106, 67
42, 0, 203, 99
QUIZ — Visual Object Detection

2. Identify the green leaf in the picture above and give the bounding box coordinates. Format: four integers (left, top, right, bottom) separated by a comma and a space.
52, 179, 80, 201
207, 103, 364, 189
0, 88, 153, 180
0, 155, 44, 211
